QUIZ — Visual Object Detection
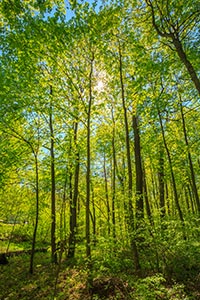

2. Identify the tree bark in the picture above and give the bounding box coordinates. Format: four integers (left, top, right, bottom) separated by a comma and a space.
172, 37, 200, 95
49, 85, 57, 264
68, 121, 80, 258
91, 182, 96, 245
157, 107, 186, 238
86, 54, 94, 260
143, 165, 153, 225
132, 115, 144, 218
158, 147, 165, 217
111, 108, 116, 239
118, 42, 140, 271
29, 153, 39, 274
179, 97, 200, 213
103, 152, 111, 235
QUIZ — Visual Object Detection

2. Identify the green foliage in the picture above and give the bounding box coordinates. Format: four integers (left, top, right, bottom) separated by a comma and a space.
161, 239, 200, 283
92, 237, 134, 275
133, 274, 189, 300
0, 252, 195, 300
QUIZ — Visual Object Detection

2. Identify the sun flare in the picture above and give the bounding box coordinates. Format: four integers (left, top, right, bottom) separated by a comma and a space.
96, 80, 105, 92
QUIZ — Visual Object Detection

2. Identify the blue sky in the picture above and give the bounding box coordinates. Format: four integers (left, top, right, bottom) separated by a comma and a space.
64, 0, 102, 20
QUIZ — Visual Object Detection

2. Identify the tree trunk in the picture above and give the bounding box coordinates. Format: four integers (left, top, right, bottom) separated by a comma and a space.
91, 182, 96, 245
111, 108, 116, 239
172, 37, 200, 95
60, 173, 68, 252
179, 96, 200, 213
158, 147, 165, 217
103, 152, 111, 235
86, 54, 94, 260
118, 42, 140, 271
146, 0, 200, 95
132, 115, 144, 218
187, 184, 195, 214
49, 85, 57, 264
68, 121, 80, 258
29, 153, 39, 274
157, 107, 186, 238
143, 165, 153, 225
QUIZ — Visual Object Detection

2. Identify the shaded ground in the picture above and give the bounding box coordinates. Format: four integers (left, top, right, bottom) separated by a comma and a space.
0, 252, 200, 300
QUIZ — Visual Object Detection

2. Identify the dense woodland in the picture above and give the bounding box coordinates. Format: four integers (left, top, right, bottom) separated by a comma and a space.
0, 0, 200, 299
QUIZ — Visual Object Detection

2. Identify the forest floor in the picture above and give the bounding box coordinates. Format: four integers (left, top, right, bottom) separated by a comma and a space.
1, 251, 200, 300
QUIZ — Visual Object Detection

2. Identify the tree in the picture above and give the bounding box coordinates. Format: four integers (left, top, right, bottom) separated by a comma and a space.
132, 115, 144, 218
118, 40, 140, 270
145, 0, 200, 94
178, 93, 200, 213
68, 120, 80, 258
49, 85, 57, 264
157, 95, 186, 238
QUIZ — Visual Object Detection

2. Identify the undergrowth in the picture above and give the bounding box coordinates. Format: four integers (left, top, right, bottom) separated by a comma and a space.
1, 218, 200, 299
0, 250, 199, 300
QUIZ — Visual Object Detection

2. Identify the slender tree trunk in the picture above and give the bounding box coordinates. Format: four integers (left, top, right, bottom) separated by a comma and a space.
179, 96, 200, 213
6, 127, 41, 273
111, 109, 116, 239
132, 115, 144, 218
118, 42, 140, 271
103, 152, 111, 235
143, 165, 153, 225
114, 151, 125, 240
68, 121, 80, 258
86, 54, 94, 260
187, 184, 195, 214
165, 182, 170, 215
49, 86, 57, 264
68, 153, 79, 258
60, 173, 68, 255
157, 107, 186, 238
30, 153, 39, 274
69, 153, 73, 207
150, 164, 157, 204
91, 182, 96, 245
184, 187, 190, 212
111, 162, 116, 239
86, 112, 91, 259
158, 147, 165, 217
